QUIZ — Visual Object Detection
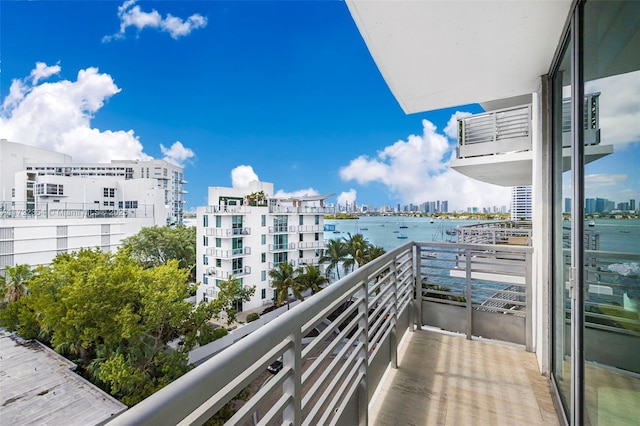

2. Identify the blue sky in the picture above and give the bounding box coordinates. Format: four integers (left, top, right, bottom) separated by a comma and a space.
2, 1, 637, 211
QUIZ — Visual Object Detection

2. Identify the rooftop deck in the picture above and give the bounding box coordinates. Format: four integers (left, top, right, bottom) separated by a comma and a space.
370, 328, 558, 425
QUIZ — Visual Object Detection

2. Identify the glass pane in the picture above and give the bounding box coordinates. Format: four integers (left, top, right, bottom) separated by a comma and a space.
552, 36, 573, 414
582, 1, 640, 424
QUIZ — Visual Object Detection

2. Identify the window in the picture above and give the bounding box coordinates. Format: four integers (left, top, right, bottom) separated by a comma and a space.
203, 255, 208, 265
299, 250, 303, 259
232, 258, 243, 272
261, 289, 266, 299
261, 215, 266, 226
216, 259, 221, 267
216, 216, 222, 227
103, 188, 115, 198
261, 234, 266, 245
299, 215, 304, 225
203, 236, 208, 246
299, 234, 303, 242
261, 253, 266, 263
315, 215, 319, 225
261, 271, 266, 281
203, 215, 208, 227
314, 232, 319, 241
216, 238, 221, 248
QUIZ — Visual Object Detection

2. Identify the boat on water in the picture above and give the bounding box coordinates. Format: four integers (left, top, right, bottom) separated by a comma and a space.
399, 225, 408, 229
430, 218, 434, 224
393, 230, 400, 233
397, 234, 408, 239
333, 230, 341, 234
360, 227, 368, 230
445, 228, 457, 235
421, 252, 437, 259
588, 220, 596, 227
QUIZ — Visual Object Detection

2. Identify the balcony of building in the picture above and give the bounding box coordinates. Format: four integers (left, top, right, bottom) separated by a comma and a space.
268, 206, 335, 215
205, 266, 251, 279
297, 224, 324, 233
268, 225, 298, 234
450, 95, 612, 187
298, 240, 324, 249
110, 236, 639, 425
205, 227, 251, 237
269, 243, 296, 252
205, 205, 252, 214
205, 247, 251, 259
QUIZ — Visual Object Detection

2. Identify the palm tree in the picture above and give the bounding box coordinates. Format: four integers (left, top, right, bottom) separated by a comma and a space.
318, 239, 348, 280
298, 265, 329, 295
343, 233, 370, 272
362, 245, 386, 265
1, 264, 33, 303
268, 262, 303, 308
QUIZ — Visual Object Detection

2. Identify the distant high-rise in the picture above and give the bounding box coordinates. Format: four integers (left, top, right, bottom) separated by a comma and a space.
565, 198, 571, 213
511, 186, 532, 221
441, 200, 448, 213
631, 199, 636, 211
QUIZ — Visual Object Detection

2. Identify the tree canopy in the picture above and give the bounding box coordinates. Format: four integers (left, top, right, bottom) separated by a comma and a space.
121, 225, 196, 282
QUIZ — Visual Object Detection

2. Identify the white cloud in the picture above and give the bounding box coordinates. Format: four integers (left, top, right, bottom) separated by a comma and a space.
0, 62, 195, 165
585, 173, 628, 188
586, 70, 640, 149
231, 165, 259, 189
338, 189, 357, 206
339, 117, 510, 211
161, 141, 195, 167
443, 111, 472, 140
103, 0, 207, 42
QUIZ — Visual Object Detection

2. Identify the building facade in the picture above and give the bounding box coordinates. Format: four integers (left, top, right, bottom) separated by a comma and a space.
0, 140, 181, 275
511, 185, 533, 221
196, 181, 333, 312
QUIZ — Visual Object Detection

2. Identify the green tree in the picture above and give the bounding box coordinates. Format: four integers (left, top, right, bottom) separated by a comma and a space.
318, 239, 348, 279
268, 262, 303, 308
342, 233, 371, 273
121, 225, 196, 282
208, 276, 255, 326
0, 264, 34, 303
298, 265, 329, 294
362, 245, 386, 265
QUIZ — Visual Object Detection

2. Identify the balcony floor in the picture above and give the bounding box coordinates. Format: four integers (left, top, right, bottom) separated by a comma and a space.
370, 329, 559, 425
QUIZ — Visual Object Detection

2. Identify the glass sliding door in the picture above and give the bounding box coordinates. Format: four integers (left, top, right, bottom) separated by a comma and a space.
582, 1, 640, 424
551, 1, 640, 424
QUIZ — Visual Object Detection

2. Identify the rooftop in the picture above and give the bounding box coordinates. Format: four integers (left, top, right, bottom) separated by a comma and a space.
0, 330, 126, 426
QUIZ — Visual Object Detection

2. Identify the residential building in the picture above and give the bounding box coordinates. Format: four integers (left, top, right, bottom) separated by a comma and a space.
195, 181, 333, 312
0, 140, 178, 275
511, 185, 533, 221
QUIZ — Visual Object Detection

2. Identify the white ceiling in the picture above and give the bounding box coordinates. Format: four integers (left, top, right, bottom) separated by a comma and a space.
347, 0, 572, 114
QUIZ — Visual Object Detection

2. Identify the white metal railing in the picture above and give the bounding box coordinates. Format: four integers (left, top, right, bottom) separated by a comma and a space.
205, 267, 251, 279
268, 206, 335, 214
108, 241, 533, 425
457, 104, 531, 158
298, 241, 323, 249
268, 225, 297, 233
205, 227, 251, 237
268, 260, 297, 269
455, 221, 533, 246
269, 243, 296, 251
205, 205, 252, 214
297, 225, 323, 232
205, 247, 251, 258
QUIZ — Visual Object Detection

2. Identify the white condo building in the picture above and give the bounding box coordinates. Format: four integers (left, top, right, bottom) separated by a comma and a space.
0, 139, 185, 275
196, 181, 334, 312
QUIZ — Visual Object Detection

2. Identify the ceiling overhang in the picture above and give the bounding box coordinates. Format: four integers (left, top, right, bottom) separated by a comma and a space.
347, 0, 572, 113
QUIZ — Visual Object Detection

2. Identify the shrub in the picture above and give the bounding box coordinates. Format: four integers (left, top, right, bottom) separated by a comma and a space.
246, 312, 260, 323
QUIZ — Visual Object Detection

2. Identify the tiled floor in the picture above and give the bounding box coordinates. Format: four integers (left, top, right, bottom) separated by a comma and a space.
369, 329, 560, 425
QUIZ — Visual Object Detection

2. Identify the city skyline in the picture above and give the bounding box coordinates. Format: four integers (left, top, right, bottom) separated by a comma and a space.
0, 1, 512, 212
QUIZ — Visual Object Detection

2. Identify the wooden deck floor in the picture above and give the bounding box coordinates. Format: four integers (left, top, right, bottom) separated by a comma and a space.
369, 329, 560, 425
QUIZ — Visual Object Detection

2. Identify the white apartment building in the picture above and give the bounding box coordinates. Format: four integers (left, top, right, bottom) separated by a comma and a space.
196, 181, 334, 312
511, 185, 533, 221
0, 140, 182, 275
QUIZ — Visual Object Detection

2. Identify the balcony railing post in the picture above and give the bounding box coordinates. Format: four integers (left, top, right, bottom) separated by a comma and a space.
525, 250, 533, 352
390, 262, 398, 369
283, 332, 302, 424
465, 248, 472, 340
412, 244, 421, 331
357, 281, 368, 426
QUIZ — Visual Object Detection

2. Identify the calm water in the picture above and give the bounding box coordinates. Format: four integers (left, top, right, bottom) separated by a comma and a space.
325, 216, 640, 254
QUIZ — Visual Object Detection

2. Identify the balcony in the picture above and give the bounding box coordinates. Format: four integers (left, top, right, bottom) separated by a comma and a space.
205, 266, 251, 279
451, 95, 612, 187
453, 220, 533, 246
205, 205, 251, 214
297, 225, 323, 233
268, 225, 297, 234
269, 206, 335, 214
109, 241, 572, 425
205, 247, 251, 258
269, 243, 296, 251
298, 241, 324, 249
268, 260, 296, 269
205, 227, 251, 237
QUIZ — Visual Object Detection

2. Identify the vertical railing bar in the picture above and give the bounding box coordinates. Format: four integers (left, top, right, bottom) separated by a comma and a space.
283, 331, 301, 425
525, 250, 533, 352
358, 280, 368, 426
390, 258, 398, 369
465, 248, 472, 340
